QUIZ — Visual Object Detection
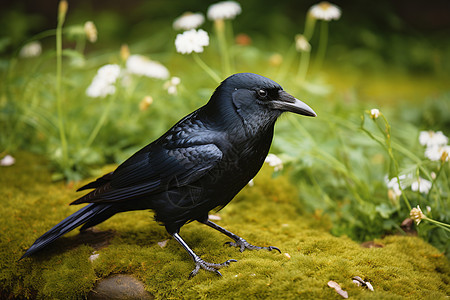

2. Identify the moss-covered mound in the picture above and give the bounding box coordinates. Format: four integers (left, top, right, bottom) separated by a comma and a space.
1, 153, 449, 299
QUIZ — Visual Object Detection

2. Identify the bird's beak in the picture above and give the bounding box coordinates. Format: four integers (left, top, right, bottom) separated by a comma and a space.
271, 90, 317, 117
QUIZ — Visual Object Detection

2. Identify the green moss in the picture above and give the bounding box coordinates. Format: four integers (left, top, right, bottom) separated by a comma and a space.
1, 153, 449, 299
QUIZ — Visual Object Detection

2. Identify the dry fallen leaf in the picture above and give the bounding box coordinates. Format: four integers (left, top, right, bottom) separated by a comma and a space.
157, 239, 169, 248
327, 281, 348, 299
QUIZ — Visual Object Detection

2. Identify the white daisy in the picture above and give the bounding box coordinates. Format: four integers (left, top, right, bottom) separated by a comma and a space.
96, 64, 121, 84
84, 21, 98, 43
385, 174, 411, 195
411, 177, 432, 194
19, 41, 42, 58
370, 108, 380, 119
295, 34, 311, 52
173, 12, 205, 30
265, 153, 283, 172
419, 130, 448, 147
0, 155, 15, 166
86, 64, 121, 98
175, 29, 209, 54
126, 55, 169, 79
207, 1, 242, 21
425, 145, 450, 162
309, 1, 341, 21
410, 205, 426, 225
164, 76, 181, 95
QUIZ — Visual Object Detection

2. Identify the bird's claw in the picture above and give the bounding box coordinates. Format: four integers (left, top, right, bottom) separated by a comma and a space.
189, 257, 237, 279
225, 238, 281, 253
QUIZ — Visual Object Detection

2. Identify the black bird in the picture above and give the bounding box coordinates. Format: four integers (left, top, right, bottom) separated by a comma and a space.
21, 73, 316, 277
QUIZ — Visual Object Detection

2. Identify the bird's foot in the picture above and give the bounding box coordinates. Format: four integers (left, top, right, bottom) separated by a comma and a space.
189, 257, 237, 279
225, 237, 281, 253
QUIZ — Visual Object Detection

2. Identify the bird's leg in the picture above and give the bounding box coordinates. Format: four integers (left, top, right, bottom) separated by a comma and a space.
171, 232, 237, 278
203, 220, 281, 253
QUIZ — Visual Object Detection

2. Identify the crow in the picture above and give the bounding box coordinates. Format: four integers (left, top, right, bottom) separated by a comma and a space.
21, 73, 316, 277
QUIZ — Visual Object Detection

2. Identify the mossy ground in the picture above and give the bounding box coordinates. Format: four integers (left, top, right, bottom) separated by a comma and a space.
1, 152, 449, 299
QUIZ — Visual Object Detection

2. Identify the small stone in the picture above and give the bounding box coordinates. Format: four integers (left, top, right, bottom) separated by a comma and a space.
157, 239, 169, 248
208, 214, 222, 221
360, 241, 384, 248
352, 276, 374, 291
400, 218, 417, 235
352, 276, 364, 284
365, 281, 374, 291
0, 155, 15, 166
327, 281, 348, 299
352, 279, 361, 286
327, 280, 340, 289
88, 274, 153, 300
89, 251, 100, 262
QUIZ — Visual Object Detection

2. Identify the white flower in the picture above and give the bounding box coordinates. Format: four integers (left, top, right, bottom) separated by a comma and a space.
175, 29, 209, 54
411, 177, 432, 194
265, 154, 283, 172
84, 21, 97, 43
295, 34, 311, 52
126, 55, 169, 79
309, 1, 341, 21
247, 178, 254, 187
207, 1, 242, 20
385, 174, 411, 195
173, 12, 205, 30
97, 64, 121, 84
425, 145, 450, 162
419, 131, 448, 148
86, 64, 121, 98
410, 205, 426, 225
0, 155, 15, 166
19, 41, 42, 58
164, 76, 181, 95
370, 108, 380, 119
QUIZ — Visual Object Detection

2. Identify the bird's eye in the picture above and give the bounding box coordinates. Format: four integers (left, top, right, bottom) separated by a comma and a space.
257, 89, 268, 98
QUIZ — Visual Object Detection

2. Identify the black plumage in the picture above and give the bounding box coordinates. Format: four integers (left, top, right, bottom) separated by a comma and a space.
21, 73, 316, 277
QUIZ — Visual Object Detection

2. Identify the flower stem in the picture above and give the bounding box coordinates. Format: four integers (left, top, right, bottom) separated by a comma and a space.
297, 50, 310, 82
296, 13, 316, 82
56, 0, 68, 168
192, 53, 221, 83
424, 217, 450, 232
277, 43, 296, 82
314, 20, 328, 73
214, 19, 231, 76
85, 94, 115, 150
360, 113, 412, 210
427, 159, 445, 204
304, 13, 317, 40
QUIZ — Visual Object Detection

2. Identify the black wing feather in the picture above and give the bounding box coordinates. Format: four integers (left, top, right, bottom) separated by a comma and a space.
72, 125, 223, 205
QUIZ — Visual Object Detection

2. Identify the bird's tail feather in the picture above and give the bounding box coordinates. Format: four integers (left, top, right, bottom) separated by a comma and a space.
20, 203, 113, 259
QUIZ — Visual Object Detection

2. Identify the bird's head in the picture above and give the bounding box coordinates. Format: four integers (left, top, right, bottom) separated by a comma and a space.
204, 73, 316, 132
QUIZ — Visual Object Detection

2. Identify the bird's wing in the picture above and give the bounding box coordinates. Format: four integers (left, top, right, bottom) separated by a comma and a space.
72, 140, 223, 204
